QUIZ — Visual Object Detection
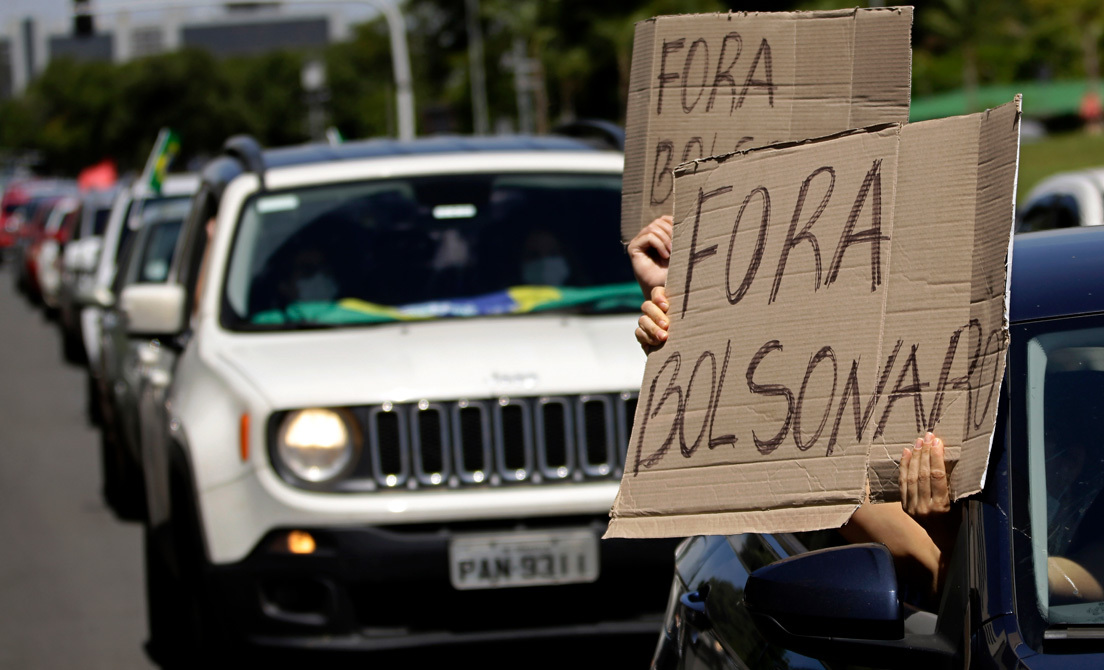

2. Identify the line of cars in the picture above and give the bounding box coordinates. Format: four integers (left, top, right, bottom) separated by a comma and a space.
9, 141, 1104, 667
9, 130, 681, 664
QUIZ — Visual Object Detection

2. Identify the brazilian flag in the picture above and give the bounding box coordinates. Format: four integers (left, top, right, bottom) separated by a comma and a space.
142, 128, 181, 194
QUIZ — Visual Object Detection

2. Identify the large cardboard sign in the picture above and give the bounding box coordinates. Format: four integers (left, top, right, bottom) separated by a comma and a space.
607, 99, 1021, 539
620, 7, 914, 243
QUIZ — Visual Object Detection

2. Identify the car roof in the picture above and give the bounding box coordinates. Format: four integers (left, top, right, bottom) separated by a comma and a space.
133, 172, 201, 198
1026, 166, 1104, 199
1010, 226, 1104, 322
200, 134, 621, 195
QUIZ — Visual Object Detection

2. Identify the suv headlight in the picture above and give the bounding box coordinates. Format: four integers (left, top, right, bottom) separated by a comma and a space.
276, 408, 359, 482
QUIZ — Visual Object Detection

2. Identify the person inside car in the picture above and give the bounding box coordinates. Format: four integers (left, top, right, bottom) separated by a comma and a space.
627, 215, 961, 606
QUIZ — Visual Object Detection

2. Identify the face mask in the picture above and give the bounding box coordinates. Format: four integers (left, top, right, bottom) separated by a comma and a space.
294, 271, 337, 302
522, 256, 570, 286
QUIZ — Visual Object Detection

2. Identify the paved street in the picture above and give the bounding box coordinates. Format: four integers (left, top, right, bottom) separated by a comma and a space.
0, 263, 154, 669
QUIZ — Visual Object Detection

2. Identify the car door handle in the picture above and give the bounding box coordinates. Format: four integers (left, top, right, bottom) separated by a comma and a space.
679, 588, 712, 630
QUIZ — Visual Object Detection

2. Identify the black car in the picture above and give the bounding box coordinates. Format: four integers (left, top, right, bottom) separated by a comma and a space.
653, 225, 1104, 669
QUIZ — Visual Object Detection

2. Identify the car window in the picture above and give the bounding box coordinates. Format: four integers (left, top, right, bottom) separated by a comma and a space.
1018, 194, 1082, 233
1023, 318, 1104, 624
126, 198, 192, 284
1053, 194, 1082, 229
220, 172, 639, 330
110, 229, 140, 297
135, 220, 183, 283
92, 205, 112, 236
112, 196, 192, 293
112, 197, 137, 262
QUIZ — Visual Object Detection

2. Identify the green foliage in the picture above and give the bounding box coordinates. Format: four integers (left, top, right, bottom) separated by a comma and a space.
7, 0, 1104, 177
108, 49, 251, 171
25, 57, 119, 174
222, 51, 311, 147
326, 20, 400, 140
8, 46, 314, 174
1019, 130, 1104, 204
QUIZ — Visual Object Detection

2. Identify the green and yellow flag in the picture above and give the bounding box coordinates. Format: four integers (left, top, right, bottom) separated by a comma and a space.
141, 128, 181, 194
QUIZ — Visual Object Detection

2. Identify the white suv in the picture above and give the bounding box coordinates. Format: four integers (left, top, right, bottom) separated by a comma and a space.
122, 134, 677, 657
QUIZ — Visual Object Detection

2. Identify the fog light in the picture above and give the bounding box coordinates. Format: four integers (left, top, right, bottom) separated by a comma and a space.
287, 530, 316, 555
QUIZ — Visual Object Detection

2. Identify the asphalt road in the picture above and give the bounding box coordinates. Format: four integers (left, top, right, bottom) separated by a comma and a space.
0, 264, 154, 669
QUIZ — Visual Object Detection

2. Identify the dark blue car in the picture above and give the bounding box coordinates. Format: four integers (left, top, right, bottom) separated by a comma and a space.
653, 225, 1104, 669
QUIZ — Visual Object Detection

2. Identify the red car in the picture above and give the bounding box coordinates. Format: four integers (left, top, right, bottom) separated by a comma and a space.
1, 178, 77, 260
13, 195, 66, 300
27, 196, 81, 310
0, 179, 34, 252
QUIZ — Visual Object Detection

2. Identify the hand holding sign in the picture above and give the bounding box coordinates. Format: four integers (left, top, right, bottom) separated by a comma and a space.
635, 286, 670, 353
627, 215, 674, 298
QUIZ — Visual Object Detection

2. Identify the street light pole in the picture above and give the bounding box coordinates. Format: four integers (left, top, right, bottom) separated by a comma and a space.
77, 0, 416, 140
464, 0, 488, 136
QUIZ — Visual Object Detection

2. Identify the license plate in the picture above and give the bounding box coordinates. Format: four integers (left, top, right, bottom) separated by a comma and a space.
448, 529, 600, 590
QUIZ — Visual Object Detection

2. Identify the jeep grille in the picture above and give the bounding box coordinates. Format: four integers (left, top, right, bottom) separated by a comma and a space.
270, 392, 638, 491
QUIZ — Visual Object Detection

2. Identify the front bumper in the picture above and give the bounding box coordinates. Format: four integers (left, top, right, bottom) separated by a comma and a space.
202, 516, 680, 650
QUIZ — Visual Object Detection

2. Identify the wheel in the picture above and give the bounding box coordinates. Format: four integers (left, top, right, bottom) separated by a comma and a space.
144, 523, 204, 669
61, 323, 87, 365
144, 463, 234, 667
86, 374, 103, 426
100, 429, 147, 522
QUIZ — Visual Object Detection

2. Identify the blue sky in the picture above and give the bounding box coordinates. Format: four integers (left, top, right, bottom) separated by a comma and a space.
2, 0, 72, 31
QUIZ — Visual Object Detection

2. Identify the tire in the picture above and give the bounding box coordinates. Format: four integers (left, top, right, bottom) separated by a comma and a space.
100, 429, 147, 522
61, 325, 87, 366
86, 374, 103, 427
144, 463, 235, 667
144, 524, 204, 669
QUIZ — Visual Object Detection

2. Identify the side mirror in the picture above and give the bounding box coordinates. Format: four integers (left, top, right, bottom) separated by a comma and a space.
745, 544, 957, 669
70, 236, 102, 273
76, 283, 113, 309
84, 236, 102, 272
120, 283, 186, 337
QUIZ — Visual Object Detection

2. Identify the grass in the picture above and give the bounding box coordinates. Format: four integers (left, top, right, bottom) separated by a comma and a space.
1018, 130, 1104, 202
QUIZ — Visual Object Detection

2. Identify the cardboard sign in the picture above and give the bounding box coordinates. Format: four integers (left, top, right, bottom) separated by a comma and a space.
621, 7, 914, 243
607, 99, 1021, 539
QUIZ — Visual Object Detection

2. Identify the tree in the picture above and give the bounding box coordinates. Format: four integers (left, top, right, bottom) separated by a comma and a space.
325, 20, 402, 140
108, 49, 250, 170
1025, 0, 1104, 84
23, 57, 120, 174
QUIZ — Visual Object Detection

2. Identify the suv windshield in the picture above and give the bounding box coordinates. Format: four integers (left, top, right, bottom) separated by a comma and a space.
1021, 314, 1104, 624
221, 172, 639, 330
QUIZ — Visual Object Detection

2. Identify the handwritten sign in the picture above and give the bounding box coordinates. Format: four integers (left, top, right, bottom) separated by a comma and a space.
607, 100, 1021, 539
620, 7, 914, 243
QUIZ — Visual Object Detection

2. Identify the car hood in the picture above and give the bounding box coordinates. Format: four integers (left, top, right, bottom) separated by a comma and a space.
213, 314, 647, 409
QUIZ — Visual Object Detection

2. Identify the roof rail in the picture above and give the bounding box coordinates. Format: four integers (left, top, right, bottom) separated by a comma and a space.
222, 135, 267, 191
551, 119, 625, 151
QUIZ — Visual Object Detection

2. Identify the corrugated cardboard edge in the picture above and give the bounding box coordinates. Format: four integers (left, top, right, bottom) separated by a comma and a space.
960, 94, 1022, 498
672, 123, 902, 177
620, 18, 656, 252
606, 503, 860, 539
992, 94, 1022, 492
